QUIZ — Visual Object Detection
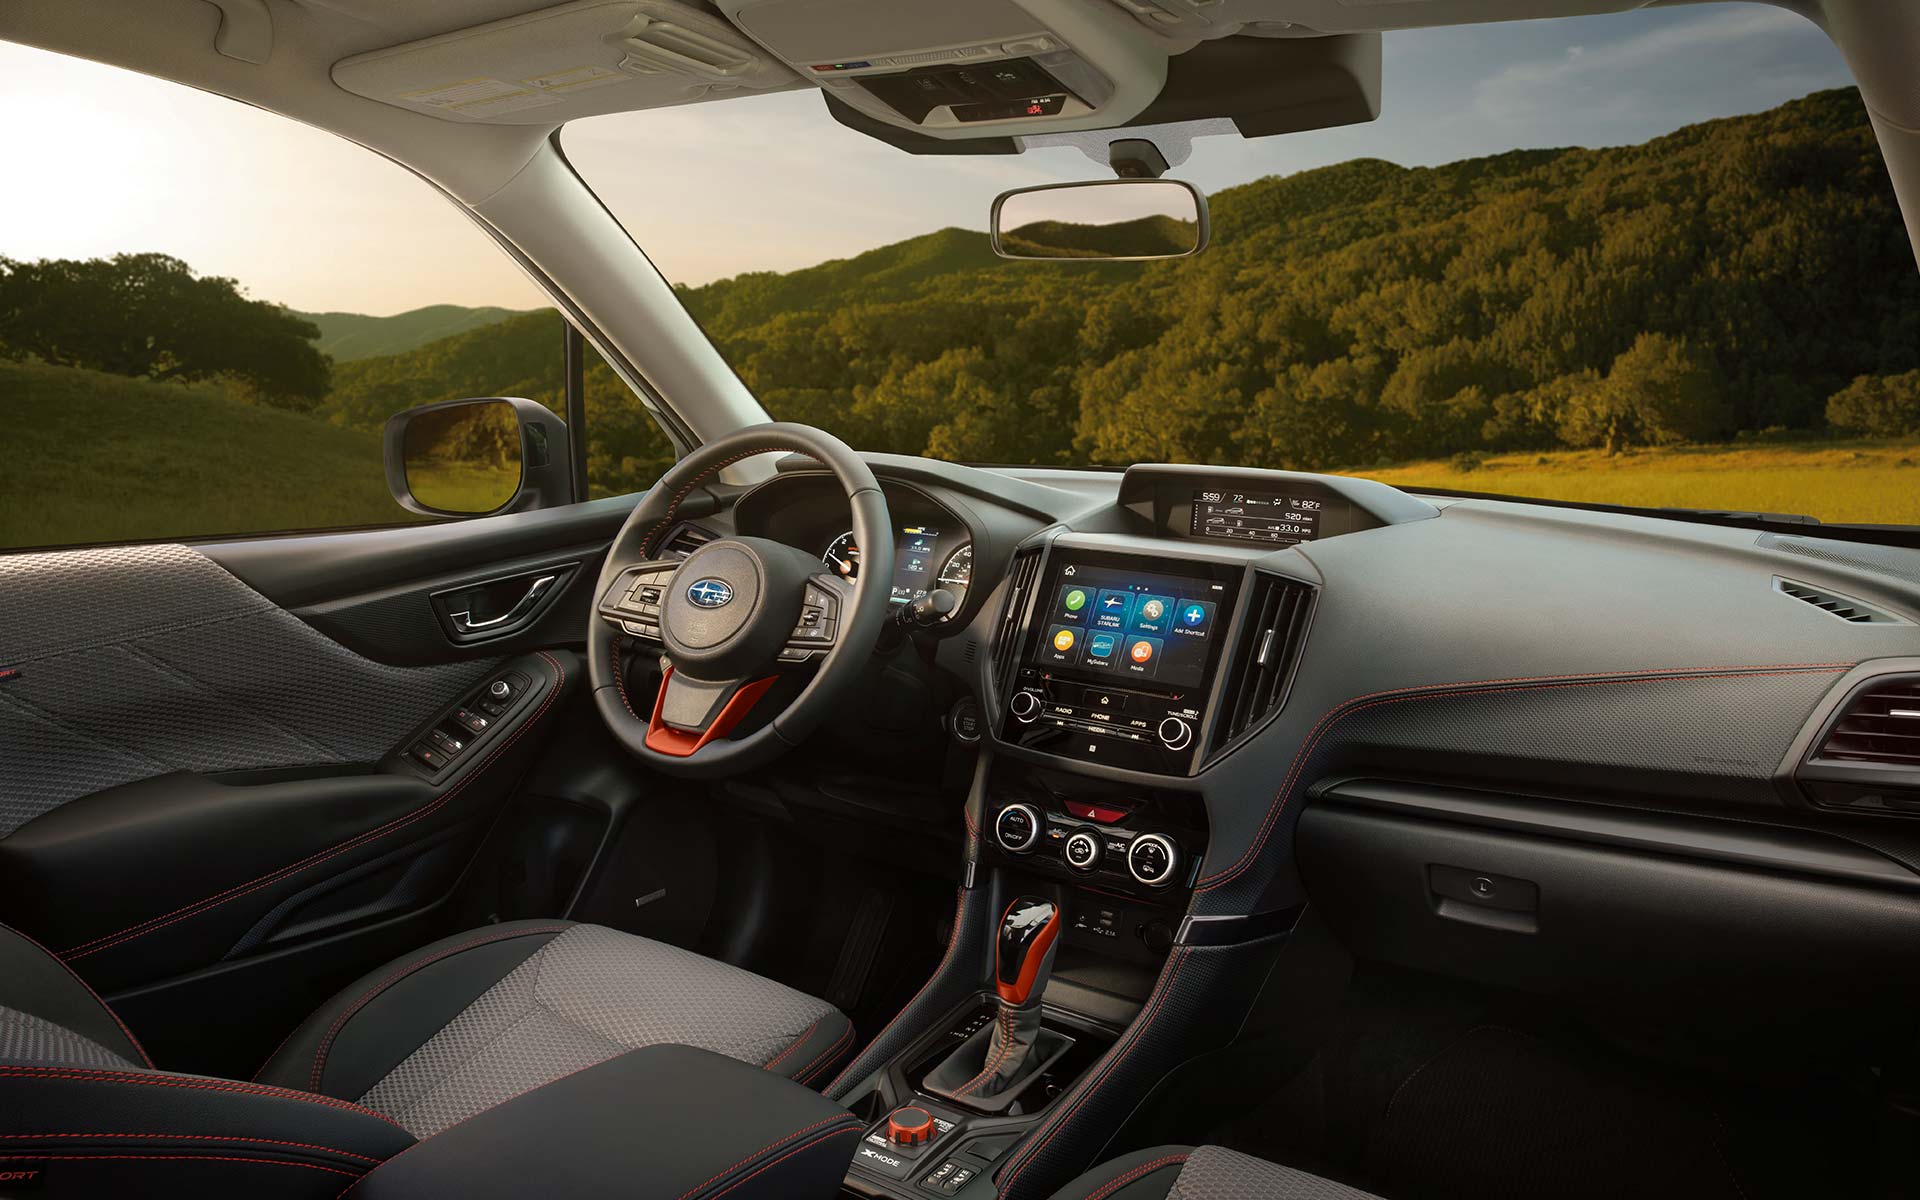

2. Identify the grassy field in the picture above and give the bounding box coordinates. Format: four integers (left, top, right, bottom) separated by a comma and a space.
404, 459, 522, 515
1349, 440, 1920, 525
0, 360, 408, 549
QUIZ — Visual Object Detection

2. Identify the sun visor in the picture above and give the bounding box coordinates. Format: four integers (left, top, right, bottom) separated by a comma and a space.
332, 0, 801, 125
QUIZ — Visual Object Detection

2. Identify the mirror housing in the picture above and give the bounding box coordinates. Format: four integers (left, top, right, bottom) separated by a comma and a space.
991, 178, 1209, 261
382, 396, 574, 518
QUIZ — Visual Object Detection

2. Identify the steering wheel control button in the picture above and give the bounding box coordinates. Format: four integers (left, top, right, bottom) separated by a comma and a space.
994, 803, 1042, 853
1063, 829, 1102, 871
1127, 833, 1180, 887
887, 1106, 936, 1147
1157, 715, 1193, 750
1010, 689, 1042, 722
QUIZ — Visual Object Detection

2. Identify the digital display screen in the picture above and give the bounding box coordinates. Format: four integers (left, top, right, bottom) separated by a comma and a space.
890, 526, 943, 605
1031, 559, 1231, 690
1190, 489, 1322, 545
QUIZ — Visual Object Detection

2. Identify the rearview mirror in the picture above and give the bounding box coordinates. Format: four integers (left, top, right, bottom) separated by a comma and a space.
991, 179, 1208, 261
383, 396, 574, 517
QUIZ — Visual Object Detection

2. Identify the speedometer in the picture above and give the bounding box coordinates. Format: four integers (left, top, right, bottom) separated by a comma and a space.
936, 545, 973, 589
823, 531, 860, 579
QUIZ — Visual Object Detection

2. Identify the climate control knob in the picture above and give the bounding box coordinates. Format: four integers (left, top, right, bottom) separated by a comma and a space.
1127, 833, 1181, 888
1157, 716, 1193, 751
1010, 690, 1042, 722
994, 803, 1042, 854
1063, 829, 1102, 872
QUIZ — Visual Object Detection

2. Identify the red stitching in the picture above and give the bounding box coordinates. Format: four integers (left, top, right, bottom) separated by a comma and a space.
0, 1132, 381, 1163
762, 1019, 821, 1074
0, 1067, 406, 1130
637, 445, 804, 558
791, 1020, 855, 1086
1083, 1153, 1189, 1200
62, 652, 566, 961
672, 1114, 862, 1199
1196, 661, 1853, 891
825, 887, 966, 1094
307, 924, 573, 1093
699, 1123, 864, 1200
997, 948, 1190, 1195
0, 920, 153, 1068
0, 1152, 361, 1179
952, 1005, 1015, 1099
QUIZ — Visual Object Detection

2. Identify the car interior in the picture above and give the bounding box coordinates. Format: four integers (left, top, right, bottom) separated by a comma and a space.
3, 0, 1920, 1198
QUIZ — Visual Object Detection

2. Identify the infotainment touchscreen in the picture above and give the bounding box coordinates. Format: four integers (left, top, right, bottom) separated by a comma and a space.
1028, 557, 1234, 691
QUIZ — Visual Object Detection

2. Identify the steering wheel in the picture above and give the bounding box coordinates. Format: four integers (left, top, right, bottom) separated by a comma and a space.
588, 423, 894, 776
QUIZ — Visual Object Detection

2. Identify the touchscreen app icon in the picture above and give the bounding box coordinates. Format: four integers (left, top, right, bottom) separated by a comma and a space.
1129, 593, 1175, 635
1053, 628, 1077, 652
1091, 589, 1135, 631
1084, 631, 1119, 667
1055, 585, 1090, 623
1065, 589, 1087, 612
1174, 599, 1216, 636
1123, 636, 1163, 676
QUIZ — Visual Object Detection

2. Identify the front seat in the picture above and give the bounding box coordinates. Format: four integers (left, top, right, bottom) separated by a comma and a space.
0, 919, 853, 1192
1050, 1145, 1385, 1200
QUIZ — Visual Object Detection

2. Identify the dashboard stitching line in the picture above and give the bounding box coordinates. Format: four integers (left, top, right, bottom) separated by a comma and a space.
58, 652, 565, 962
1196, 662, 1855, 892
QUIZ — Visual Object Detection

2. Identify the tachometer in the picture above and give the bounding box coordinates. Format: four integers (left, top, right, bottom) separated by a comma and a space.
824, 531, 860, 579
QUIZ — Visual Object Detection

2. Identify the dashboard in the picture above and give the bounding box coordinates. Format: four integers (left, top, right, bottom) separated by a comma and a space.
692, 450, 1920, 1065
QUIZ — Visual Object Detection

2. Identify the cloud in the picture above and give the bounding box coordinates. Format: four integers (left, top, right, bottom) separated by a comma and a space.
1472, 5, 1820, 122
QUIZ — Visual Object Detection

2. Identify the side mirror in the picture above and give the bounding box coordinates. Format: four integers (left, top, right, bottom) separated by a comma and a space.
991, 179, 1209, 261
382, 396, 573, 518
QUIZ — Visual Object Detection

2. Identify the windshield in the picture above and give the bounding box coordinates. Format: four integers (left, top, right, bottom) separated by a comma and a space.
565, 4, 1920, 526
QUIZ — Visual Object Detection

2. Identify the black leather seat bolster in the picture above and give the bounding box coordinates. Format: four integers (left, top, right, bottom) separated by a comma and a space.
0, 1065, 416, 1197
253, 919, 574, 1097
348, 1043, 864, 1200
1044, 1145, 1194, 1200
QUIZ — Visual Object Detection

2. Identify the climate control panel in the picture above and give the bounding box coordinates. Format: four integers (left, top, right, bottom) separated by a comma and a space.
990, 800, 1191, 892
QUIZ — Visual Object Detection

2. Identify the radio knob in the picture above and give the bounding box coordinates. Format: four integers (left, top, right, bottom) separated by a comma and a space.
1063, 829, 1102, 872
1157, 716, 1193, 750
1010, 690, 1042, 722
1128, 833, 1180, 888
994, 803, 1043, 853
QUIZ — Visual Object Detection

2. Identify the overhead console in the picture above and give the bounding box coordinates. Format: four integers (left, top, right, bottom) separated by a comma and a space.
717, 0, 1167, 138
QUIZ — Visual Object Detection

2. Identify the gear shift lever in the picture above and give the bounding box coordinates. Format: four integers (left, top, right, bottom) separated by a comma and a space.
927, 896, 1063, 1104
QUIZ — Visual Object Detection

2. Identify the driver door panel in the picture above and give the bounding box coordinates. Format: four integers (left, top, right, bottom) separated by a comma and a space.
0, 520, 625, 1073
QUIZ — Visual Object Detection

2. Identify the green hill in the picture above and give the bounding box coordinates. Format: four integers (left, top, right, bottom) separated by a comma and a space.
0, 360, 402, 547
321, 87, 1918, 477
298, 304, 527, 361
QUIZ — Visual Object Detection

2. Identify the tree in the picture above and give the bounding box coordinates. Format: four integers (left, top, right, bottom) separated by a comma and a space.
0, 253, 330, 409
1826, 370, 1920, 436
1559, 333, 1729, 453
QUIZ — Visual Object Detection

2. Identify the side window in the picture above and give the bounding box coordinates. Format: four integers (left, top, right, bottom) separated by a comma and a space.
0, 43, 670, 552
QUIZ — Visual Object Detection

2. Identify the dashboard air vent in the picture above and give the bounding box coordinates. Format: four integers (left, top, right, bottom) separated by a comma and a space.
1216, 573, 1315, 746
662, 523, 715, 558
1775, 578, 1904, 624
992, 547, 1044, 687
1815, 676, 1920, 767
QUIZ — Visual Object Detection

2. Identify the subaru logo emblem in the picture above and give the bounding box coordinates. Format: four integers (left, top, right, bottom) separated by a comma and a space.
686, 578, 734, 609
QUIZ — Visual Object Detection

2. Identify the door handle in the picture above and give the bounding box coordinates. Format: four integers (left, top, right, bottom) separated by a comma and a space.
449, 574, 558, 635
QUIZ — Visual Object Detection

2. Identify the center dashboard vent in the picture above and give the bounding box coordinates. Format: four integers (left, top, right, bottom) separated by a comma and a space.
992, 546, 1044, 687
1815, 676, 1920, 767
1215, 573, 1316, 747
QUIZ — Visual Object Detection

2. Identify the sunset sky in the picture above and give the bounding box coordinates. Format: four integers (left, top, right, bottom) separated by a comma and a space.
0, 3, 1856, 316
